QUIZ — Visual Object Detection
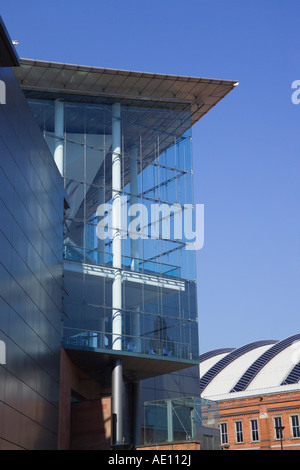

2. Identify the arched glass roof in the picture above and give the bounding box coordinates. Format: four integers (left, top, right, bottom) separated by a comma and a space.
281, 361, 300, 385
199, 340, 276, 394
230, 334, 300, 392
199, 348, 234, 362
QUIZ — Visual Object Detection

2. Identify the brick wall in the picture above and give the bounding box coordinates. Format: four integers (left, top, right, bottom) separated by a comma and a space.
70, 398, 111, 450
219, 390, 300, 450
58, 347, 110, 449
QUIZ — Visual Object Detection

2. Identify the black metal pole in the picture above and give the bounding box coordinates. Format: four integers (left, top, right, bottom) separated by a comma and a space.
275, 425, 285, 450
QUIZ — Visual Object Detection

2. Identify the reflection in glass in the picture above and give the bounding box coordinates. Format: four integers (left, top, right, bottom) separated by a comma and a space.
28, 97, 199, 362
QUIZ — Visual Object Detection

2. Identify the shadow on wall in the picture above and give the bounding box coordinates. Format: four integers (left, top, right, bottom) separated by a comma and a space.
58, 347, 111, 450
70, 398, 111, 450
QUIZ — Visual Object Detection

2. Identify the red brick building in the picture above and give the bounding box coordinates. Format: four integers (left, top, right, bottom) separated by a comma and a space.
219, 391, 300, 450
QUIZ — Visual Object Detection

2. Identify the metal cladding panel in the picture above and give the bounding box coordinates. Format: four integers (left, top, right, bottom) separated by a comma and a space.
0, 66, 64, 449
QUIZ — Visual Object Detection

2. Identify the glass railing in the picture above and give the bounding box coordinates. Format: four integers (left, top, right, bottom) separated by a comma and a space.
144, 397, 220, 446
63, 244, 113, 266
63, 245, 180, 279
62, 327, 192, 361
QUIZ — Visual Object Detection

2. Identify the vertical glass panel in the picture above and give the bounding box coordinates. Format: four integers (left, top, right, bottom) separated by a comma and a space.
291, 415, 300, 438
220, 423, 228, 444
64, 103, 85, 182
235, 421, 244, 443
144, 397, 220, 445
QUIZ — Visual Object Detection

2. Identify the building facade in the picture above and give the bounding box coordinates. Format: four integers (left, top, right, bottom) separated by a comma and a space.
13, 59, 236, 449
0, 17, 238, 450
219, 391, 300, 450
0, 18, 65, 450
199, 334, 300, 450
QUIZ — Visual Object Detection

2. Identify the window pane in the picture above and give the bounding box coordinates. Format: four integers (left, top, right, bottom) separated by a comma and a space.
251, 419, 259, 441
220, 422, 228, 444
274, 417, 283, 439
235, 421, 243, 443
292, 415, 300, 438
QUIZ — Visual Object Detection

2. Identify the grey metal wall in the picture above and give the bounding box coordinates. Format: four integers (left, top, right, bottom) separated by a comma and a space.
0, 67, 64, 449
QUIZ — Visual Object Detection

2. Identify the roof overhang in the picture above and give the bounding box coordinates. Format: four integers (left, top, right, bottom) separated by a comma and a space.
64, 346, 199, 383
13, 58, 238, 126
0, 16, 20, 67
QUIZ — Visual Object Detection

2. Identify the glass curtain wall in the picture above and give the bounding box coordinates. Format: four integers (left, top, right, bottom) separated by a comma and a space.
27, 97, 199, 362
144, 397, 220, 445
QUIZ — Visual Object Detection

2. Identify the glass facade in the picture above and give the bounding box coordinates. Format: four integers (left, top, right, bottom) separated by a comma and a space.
144, 397, 220, 447
27, 96, 199, 363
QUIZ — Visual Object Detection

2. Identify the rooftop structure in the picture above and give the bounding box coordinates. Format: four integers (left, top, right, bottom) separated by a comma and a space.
200, 333, 300, 401
15, 58, 238, 125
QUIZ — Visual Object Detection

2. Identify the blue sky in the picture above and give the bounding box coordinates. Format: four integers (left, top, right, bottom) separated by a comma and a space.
2, 0, 300, 352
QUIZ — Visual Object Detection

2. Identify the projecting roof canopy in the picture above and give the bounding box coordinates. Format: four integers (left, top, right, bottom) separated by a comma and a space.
14, 58, 238, 125
65, 346, 199, 384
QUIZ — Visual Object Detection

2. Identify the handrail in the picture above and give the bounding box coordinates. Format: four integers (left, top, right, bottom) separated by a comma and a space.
63, 244, 181, 279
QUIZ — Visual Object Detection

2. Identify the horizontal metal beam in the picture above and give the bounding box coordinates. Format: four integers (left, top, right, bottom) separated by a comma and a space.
64, 260, 186, 291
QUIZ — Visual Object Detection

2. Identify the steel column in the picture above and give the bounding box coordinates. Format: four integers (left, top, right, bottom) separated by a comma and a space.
111, 103, 123, 446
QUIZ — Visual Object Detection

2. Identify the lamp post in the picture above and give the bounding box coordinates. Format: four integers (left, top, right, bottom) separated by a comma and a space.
275, 425, 285, 450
